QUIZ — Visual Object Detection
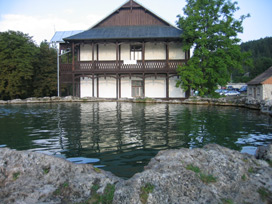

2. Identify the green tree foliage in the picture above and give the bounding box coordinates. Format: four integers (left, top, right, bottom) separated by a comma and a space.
33, 41, 57, 97
0, 31, 57, 100
233, 37, 272, 82
176, 0, 251, 95
0, 31, 37, 99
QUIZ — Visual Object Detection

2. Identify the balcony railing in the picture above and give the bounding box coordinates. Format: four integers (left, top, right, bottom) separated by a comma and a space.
60, 60, 187, 73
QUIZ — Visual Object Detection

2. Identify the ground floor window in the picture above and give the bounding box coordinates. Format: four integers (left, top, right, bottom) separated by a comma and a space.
132, 80, 143, 97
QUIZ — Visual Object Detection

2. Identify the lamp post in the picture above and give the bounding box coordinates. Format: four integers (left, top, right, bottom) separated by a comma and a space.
57, 48, 71, 97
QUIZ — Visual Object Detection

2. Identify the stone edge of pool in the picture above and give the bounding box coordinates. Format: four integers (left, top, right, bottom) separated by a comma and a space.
0, 95, 271, 116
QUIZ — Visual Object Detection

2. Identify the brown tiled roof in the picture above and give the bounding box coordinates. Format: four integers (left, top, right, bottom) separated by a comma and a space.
247, 66, 272, 85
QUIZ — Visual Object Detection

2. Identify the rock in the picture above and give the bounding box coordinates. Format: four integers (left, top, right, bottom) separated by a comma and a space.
0, 145, 271, 204
0, 148, 120, 204
256, 144, 272, 161
114, 144, 272, 204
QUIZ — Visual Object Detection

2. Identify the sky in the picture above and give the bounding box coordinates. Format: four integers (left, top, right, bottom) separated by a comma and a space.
0, 0, 272, 45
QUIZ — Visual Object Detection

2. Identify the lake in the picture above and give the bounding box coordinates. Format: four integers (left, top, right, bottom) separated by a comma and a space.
0, 102, 271, 178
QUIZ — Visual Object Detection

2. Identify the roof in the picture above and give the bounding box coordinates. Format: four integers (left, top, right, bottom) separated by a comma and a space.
50, 30, 83, 43
247, 66, 272, 85
90, 0, 174, 29
64, 26, 182, 41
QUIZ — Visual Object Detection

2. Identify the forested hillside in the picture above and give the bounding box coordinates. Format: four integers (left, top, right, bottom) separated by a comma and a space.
0, 31, 57, 100
233, 37, 272, 82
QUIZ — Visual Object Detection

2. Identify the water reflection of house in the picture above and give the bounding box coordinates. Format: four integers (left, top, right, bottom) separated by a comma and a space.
54, 0, 189, 99
247, 66, 272, 100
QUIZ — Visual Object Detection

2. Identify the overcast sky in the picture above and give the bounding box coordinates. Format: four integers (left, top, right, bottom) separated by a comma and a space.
0, 0, 271, 45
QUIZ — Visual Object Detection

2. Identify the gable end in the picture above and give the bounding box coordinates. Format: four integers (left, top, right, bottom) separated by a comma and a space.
93, 0, 171, 28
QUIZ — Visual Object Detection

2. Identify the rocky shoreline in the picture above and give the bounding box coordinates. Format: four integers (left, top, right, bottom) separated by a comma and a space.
1, 95, 272, 116
0, 144, 271, 203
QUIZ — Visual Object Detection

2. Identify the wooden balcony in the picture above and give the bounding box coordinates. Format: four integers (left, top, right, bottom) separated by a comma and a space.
60, 60, 187, 74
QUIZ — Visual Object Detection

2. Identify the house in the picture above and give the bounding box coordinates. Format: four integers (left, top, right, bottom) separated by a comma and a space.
247, 66, 272, 100
59, 0, 189, 99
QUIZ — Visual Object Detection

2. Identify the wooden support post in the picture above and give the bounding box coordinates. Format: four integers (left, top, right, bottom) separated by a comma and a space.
142, 41, 145, 69
92, 42, 95, 69
92, 74, 95, 97
119, 76, 121, 99
116, 42, 119, 69
166, 73, 169, 99
166, 42, 169, 68
72, 42, 75, 71
97, 77, 99, 98
116, 74, 119, 99
72, 74, 75, 96
142, 74, 145, 98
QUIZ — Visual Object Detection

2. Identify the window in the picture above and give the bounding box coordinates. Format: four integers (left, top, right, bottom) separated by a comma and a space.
132, 80, 143, 97
130, 45, 142, 60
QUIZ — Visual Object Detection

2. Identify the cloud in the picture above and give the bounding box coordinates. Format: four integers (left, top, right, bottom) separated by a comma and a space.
0, 14, 102, 45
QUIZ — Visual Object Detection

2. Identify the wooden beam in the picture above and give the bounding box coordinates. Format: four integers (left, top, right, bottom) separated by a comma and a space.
166, 42, 169, 68
97, 77, 99, 98
92, 42, 94, 65
72, 42, 75, 71
119, 75, 121, 98
166, 73, 169, 99
72, 74, 75, 96
116, 42, 119, 69
142, 41, 145, 69
92, 74, 95, 97
116, 74, 119, 99
142, 74, 145, 98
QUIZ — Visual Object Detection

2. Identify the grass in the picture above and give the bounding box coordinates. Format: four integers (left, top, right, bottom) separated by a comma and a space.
257, 186, 272, 202
43, 167, 50, 174
53, 182, 70, 196
12, 172, 20, 181
186, 164, 201, 173
89, 183, 115, 204
241, 174, 247, 181
248, 167, 256, 173
267, 160, 272, 167
199, 173, 217, 184
221, 198, 234, 204
93, 167, 101, 173
140, 183, 155, 204
186, 164, 217, 184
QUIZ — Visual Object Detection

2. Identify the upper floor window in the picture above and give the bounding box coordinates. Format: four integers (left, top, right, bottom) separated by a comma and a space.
131, 45, 142, 60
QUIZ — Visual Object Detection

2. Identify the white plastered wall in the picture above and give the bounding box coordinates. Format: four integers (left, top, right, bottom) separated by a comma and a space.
120, 77, 132, 98
120, 44, 130, 60
80, 77, 92, 97
80, 44, 97, 61
145, 77, 166, 98
262, 84, 272, 100
169, 42, 185, 60
145, 42, 166, 60
98, 44, 116, 61
99, 77, 116, 98
169, 76, 186, 98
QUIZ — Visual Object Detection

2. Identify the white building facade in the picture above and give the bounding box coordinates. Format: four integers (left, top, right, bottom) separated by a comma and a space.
59, 0, 189, 99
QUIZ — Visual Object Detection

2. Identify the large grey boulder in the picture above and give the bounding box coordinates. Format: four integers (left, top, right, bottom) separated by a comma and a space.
0, 148, 120, 204
0, 144, 271, 204
114, 144, 272, 204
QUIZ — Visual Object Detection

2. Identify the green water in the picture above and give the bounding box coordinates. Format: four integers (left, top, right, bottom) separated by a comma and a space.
0, 102, 271, 178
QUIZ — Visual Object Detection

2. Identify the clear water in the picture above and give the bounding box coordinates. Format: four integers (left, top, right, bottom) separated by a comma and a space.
0, 102, 271, 178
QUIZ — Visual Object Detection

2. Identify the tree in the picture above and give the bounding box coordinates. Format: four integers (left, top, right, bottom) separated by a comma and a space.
32, 41, 57, 97
0, 31, 38, 100
176, 0, 251, 96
